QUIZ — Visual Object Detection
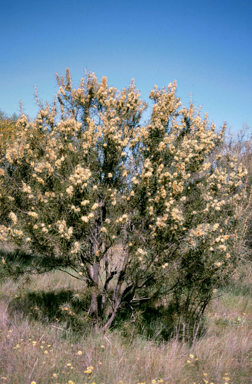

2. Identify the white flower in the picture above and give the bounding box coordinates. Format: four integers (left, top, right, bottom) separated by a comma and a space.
81, 200, 90, 206
81, 216, 89, 223
66, 186, 74, 197
214, 261, 222, 268
71, 241, 81, 254
9, 212, 18, 225
28, 212, 38, 219
13, 229, 23, 238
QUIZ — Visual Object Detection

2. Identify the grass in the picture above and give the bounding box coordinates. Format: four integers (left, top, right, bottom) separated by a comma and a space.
0, 259, 252, 384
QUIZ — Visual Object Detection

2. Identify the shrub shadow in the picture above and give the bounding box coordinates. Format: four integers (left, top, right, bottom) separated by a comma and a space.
112, 302, 207, 343
7, 288, 91, 331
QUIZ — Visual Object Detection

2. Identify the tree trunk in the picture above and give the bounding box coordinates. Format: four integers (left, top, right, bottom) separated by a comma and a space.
88, 262, 101, 319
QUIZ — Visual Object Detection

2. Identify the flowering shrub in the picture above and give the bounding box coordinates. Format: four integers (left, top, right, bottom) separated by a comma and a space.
0, 69, 248, 332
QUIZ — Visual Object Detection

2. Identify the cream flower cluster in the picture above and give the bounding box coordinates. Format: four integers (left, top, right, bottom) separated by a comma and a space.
71, 241, 81, 254
0, 225, 8, 242
9, 212, 18, 224
56, 220, 73, 240
69, 165, 92, 186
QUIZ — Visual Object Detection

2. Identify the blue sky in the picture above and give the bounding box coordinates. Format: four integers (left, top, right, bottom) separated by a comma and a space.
0, 0, 251, 134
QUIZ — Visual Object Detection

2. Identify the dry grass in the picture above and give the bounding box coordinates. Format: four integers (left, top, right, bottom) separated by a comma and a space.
0, 263, 252, 384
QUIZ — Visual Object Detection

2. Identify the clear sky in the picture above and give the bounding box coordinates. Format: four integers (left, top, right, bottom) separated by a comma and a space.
0, 0, 251, 133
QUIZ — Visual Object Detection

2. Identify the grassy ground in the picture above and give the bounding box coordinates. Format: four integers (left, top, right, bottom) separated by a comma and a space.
0, 260, 252, 384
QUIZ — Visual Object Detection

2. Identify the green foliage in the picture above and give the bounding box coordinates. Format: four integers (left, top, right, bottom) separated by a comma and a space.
0, 70, 248, 338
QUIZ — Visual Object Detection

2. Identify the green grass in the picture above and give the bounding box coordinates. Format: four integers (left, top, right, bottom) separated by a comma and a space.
0, 257, 252, 384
